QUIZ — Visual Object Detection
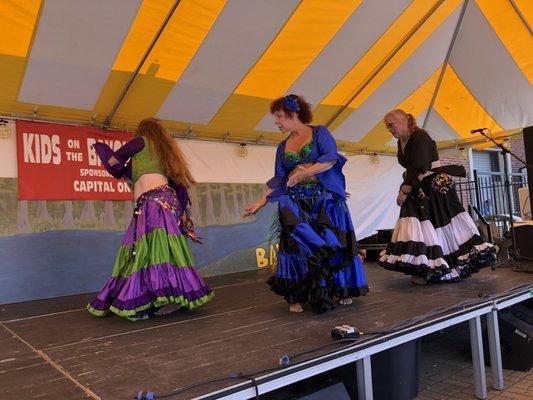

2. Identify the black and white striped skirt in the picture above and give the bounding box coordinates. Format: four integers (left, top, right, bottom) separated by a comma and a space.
379, 174, 496, 282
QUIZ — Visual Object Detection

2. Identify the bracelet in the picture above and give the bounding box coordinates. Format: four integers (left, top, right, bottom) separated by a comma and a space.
399, 189, 409, 196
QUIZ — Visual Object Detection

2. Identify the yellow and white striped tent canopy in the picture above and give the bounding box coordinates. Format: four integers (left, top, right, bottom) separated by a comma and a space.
1, 0, 532, 153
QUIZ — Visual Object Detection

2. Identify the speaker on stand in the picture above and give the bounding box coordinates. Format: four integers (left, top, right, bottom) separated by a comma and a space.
513, 224, 533, 259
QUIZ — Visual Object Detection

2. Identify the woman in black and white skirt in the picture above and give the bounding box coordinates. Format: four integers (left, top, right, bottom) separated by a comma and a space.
379, 109, 496, 284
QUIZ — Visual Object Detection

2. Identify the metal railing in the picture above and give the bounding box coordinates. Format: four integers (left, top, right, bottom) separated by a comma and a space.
456, 170, 529, 239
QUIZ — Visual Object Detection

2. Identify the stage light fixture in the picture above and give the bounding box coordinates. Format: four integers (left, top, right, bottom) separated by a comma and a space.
238, 142, 248, 157
0, 118, 10, 139
502, 139, 511, 150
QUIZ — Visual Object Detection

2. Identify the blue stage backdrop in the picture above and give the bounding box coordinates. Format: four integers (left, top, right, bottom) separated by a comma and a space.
0, 178, 277, 304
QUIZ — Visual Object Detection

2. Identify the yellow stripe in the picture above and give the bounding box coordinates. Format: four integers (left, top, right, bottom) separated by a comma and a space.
471, 140, 505, 151
137, 0, 226, 81
433, 66, 504, 139
357, 66, 444, 148
111, 0, 175, 72
475, 0, 533, 85
0, 0, 41, 58
112, 0, 226, 81
513, 0, 533, 28
321, 0, 459, 107
93, 0, 225, 127
0, 0, 41, 106
235, 0, 362, 99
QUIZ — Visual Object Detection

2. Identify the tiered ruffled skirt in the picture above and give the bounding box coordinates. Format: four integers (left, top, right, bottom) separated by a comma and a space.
267, 183, 368, 313
87, 185, 213, 320
379, 175, 496, 282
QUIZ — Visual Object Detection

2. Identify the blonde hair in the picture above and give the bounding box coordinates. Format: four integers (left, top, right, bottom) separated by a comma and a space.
136, 118, 195, 187
384, 109, 418, 133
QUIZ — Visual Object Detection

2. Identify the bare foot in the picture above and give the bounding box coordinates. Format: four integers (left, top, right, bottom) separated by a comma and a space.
289, 303, 304, 313
411, 276, 427, 285
339, 298, 353, 305
155, 303, 181, 316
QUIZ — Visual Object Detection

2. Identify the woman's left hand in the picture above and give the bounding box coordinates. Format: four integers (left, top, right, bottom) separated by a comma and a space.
108, 156, 119, 166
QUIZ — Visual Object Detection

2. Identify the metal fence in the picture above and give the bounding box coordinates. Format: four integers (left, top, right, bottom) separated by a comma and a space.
456, 170, 529, 240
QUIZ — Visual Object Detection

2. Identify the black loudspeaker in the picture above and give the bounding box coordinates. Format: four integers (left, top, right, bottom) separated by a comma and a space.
523, 126, 533, 206
499, 302, 533, 371
377, 229, 394, 243
261, 379, 350, 400
291, 381, 350, 400
514, 224, 533, 259
485, 300, 533, 372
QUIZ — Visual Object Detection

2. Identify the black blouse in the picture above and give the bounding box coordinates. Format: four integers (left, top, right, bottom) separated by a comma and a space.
397, 128, 439, 188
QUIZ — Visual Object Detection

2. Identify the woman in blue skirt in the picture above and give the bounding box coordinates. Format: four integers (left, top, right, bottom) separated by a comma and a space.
244, 94, 368, 313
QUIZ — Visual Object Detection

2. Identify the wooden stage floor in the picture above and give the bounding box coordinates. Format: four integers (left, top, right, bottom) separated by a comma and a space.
0, 262, 531, 400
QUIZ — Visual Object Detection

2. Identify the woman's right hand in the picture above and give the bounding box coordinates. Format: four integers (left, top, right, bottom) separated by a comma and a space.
243, 199, 267, 217
396, 191, 407, 206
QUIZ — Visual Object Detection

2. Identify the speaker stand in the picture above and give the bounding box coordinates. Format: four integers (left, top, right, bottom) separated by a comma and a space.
472, 129, 533, 270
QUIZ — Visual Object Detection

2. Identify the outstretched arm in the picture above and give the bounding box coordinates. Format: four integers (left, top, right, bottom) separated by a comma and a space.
243, 144, 286, 217
242, 187, 273, 217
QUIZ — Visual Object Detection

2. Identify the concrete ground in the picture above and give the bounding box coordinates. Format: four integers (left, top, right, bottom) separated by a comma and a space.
416, 323, 532, 400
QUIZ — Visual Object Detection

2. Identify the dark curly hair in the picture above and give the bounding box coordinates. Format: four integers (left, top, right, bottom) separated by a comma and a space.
270, 94, 313, 124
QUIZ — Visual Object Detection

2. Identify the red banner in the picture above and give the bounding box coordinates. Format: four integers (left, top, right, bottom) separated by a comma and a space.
16, 120, 134, 200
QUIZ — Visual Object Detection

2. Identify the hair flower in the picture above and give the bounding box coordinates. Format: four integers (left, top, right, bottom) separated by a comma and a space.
282, 95, 300, 112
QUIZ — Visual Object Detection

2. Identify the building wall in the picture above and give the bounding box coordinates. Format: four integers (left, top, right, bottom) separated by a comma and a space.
439, 149, 471, 176
438, 134, 527, 213
439, 133, 526, 176
508, 134, 527, 173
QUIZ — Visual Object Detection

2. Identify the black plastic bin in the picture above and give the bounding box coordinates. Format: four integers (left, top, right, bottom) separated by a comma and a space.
371, 339, 421, 400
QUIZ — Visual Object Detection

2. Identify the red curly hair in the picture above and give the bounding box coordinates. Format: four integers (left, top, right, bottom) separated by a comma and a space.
135, 118, 195, 187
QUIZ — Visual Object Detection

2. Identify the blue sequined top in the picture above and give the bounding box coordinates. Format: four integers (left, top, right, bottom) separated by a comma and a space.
266, 125, 347, 201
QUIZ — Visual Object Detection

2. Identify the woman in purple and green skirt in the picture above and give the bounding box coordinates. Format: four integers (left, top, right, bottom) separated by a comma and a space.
87, 118, 213, 320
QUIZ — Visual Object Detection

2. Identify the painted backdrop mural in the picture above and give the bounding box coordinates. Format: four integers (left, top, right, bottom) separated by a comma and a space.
0, 178, 275, 304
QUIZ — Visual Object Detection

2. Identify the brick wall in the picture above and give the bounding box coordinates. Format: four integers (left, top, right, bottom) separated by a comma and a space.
439, 133, 526, 175
438, 148, 473, 208
440, 149, 470, 173
437, 134, 527, 210
509, 133, 526, 173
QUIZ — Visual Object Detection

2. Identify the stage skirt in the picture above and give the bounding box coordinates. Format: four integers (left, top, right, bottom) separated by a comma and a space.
379, 174, 496, 282
87, 185, 213, 320
267, 183, 368, 313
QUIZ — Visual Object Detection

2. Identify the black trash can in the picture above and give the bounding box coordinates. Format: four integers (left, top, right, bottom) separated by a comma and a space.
371, 339, 421, 400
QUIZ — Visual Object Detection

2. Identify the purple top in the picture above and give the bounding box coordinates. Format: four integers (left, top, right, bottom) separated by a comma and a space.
93, 137, 145, 181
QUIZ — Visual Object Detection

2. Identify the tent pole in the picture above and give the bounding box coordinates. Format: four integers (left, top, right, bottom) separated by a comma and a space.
509, 0, 532, 36
103, 0, 182, 128
422, 0, 470, 130
324, 0, 445, 129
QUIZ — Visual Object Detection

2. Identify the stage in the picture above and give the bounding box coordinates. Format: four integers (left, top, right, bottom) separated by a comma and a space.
0, 262, 531, 400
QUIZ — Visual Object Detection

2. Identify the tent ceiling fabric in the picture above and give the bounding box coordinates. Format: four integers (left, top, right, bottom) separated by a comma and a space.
0, 0, 531, 153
